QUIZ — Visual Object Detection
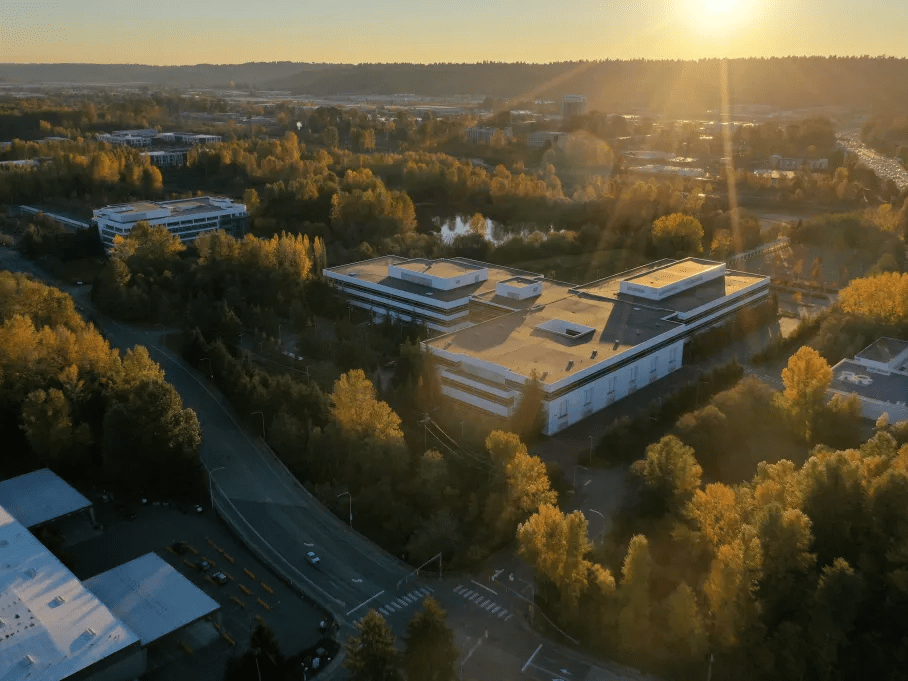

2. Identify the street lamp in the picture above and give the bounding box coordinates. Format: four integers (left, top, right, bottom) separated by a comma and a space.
251, 411, 265, 438
278, 324, 282, 347
208, 467, 225, 506
586, 508, 606, 541
337, 491, 352, 528
574, 465, 588, 488
200, 357, 213, 379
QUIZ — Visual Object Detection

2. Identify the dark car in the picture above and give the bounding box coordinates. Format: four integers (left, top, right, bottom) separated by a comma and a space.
171, 541, 188, 555
212, 571, 228, 585
197, 559, 212, 572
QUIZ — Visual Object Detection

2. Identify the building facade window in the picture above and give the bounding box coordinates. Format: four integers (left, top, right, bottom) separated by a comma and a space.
584, 387, 593, 405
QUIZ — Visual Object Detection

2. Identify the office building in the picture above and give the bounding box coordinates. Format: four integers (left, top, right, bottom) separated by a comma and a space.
326, 256, 770, 434
93, 196, 247, 251
829, 338, 908, 422
562, 95, 587, 119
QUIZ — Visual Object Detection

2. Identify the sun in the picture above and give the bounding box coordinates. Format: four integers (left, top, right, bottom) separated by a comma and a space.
701, 0, 738, 12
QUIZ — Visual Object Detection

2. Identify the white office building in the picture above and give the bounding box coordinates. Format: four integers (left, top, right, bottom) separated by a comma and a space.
93, 196, 247, 251
829, 338, 908, 423
326, 256, 770, 434
562, 94, 587, 119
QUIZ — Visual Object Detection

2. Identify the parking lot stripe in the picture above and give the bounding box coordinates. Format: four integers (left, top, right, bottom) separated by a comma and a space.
454, 585, 465, 594
491, 606, 501, 614
498, 610, 508, 618
463, 589, 474, 598
379, 607, 388, 615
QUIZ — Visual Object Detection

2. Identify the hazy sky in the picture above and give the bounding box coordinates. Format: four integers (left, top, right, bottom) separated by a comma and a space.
2, 0, 907, 65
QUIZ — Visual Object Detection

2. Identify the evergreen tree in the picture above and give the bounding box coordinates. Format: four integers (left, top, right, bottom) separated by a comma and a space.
344, 610, 402, 681
403, 597, 459, 681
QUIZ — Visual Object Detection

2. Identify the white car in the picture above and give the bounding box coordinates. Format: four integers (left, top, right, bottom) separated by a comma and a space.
306, 551, 320, 566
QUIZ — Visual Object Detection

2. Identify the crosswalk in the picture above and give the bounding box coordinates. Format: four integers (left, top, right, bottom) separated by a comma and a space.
355, 586, 435, 624
453, 584, 513, 621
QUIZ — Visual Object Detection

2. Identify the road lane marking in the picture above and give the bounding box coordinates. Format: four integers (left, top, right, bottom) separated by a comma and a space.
346, 590, 385, 617
522, 644, 543, 673
471, 579, 498, 596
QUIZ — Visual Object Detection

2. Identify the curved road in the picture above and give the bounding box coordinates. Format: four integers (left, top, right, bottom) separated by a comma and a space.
0, 246, 650, 681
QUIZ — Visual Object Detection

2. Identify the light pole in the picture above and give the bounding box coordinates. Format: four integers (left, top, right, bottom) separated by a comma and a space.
588, 435, 594, 463
251, 411, 265, 438
208, 467, 225, 506
200, 357, 213, 379
574, 465, 588, 488
586, 508, 606, 541
337, 491, 352, 528
278, 324, 282, 347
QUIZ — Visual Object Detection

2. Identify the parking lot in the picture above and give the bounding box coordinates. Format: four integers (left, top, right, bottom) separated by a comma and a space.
66, 496, 328, 681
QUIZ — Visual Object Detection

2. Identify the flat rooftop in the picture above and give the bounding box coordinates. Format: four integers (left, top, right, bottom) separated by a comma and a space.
395, 259, 480, 278
327, 256, 544, 303
576, 266, 766, 314
0, 506, 140, 681
93, 196, 243, 221
856, 338, 908, 367
831, 359, 908, 407
84, 553, 219, 646
0, 469, 91, 529
428, 293, 679, 384
623, 258, 719, 290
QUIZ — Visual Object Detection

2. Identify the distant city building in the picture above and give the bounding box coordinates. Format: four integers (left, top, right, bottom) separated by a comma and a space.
829, 337, 908, 422
465, 126, 512, 144
111, 128, 159, 138
325, 256, 770, 434
93, 196, 247, 251
526, 131, 571, 149
769, 155, 829, 171
141, 150, 188, 167
98, 133, 151, 147
562, 94, 587, 119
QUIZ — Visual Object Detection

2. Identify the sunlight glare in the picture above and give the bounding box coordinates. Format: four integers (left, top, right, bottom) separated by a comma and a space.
702, 0, 738, 12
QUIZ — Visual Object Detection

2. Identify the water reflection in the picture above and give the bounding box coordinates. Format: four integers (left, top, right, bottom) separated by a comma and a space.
434, 215, 554, 245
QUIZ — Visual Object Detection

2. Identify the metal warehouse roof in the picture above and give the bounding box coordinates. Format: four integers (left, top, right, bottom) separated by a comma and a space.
0, 469, 91, 528
84, 553, 220, 645
0, 506, 140, 681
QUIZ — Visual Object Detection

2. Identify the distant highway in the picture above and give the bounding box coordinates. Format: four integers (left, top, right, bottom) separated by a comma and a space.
837, 131, 908, 191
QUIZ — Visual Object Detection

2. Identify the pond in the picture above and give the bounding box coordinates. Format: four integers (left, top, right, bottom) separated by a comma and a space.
434, 215, 555, 245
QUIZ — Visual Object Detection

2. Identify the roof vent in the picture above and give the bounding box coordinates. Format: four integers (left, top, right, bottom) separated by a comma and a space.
566, 360, 574, 371
591, 350, 598, 359
85, 628, 97, 637
21, 655, 35, 667
50, 595, 66, 607
0, 540, 8, 548
24, 567, 36, 579
541, 372, 548, 380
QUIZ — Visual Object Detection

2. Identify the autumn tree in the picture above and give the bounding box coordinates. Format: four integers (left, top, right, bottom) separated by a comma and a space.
618, 534, 652, 655
509, 372, 545, 440
839, 272, 908, 324
638, 435, 703, 516
403, 597, 459, 681
651, 213, 704, 255
345, 610, 402, 681
779, 346, 833, 443
517, 504, 602, 619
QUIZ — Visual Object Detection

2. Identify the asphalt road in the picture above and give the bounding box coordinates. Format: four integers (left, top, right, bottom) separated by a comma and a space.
0, 246, 652, 681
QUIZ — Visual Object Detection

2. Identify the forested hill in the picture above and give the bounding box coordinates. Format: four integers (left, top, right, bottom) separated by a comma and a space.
268, 58, 908, 113
0, 62, 334, 88
2, 57, 907, 113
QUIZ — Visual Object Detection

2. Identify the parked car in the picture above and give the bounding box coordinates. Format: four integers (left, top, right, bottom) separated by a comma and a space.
212, 571, 228, 585
195, 504, 204, 514
306, 551, 320, 566
197, 559, 212, 572
171, 541, 188, 555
